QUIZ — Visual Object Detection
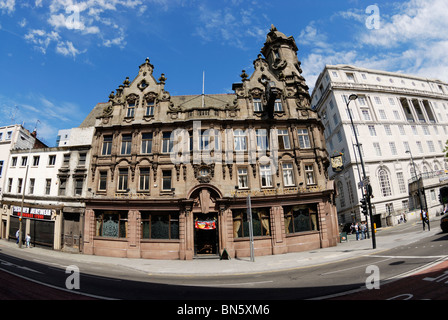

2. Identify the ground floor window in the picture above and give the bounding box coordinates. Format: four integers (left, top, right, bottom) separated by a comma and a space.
141, 212, 179, 240
95, 211, 128, 238
284, 205, 319, 234
232, 208, 270, 238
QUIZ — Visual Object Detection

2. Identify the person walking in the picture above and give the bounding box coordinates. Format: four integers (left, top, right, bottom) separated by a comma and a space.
355, 222, 360, 240
25, 234, 31, 248
350, 222, 355, 234
361, 222, 367, 240
15, 229, 20, 244
422, 210, 430, 231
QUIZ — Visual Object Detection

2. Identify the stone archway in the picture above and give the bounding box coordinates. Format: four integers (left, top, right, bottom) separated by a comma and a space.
187, 185, 223, 256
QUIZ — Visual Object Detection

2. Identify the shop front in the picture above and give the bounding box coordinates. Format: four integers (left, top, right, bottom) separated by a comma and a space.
7, 204, 62, 249
82, 185, 338, 260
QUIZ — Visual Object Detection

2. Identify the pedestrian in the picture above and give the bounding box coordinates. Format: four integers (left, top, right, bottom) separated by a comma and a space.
350, 222, 355, 234
422, 211, 430, 231
355, 222, 360, 240
361, 222, 367, 240
15, 229, 20, 244
25, 234, 31, 248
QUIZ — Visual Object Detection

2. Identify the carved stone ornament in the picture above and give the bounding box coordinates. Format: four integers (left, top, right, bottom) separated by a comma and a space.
102, 103, 113, 117
249, 87, 264, 98
193, 163, 215, 183
272, 58, 287, 70
158, 73, 167, 84
138, 79, 149, 91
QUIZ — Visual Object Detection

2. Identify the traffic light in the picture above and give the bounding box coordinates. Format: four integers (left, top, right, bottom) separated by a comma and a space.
360, 198, 368, 215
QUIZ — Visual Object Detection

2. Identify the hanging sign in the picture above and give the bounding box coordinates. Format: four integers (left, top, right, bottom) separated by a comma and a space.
195, 220, 216, 230
331, 154, 344, 172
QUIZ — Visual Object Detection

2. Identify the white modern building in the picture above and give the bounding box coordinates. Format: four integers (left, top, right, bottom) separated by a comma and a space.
0, 125, 44, 198
312, 65, 448, 228
0, 126, 94, 250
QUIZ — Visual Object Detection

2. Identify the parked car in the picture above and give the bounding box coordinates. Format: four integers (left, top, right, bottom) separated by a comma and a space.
441, 212, 448, 233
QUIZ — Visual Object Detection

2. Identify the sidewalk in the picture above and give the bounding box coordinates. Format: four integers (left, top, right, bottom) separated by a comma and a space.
0, 220, 442, 277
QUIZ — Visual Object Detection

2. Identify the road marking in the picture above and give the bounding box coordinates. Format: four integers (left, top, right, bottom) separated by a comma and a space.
320, 258, 392, 276
320, 255, 447, 276
82, 273, 122, 282
367, 255, 446, 259
385, 256, 448, 281
311, 256, 448, 300
182, 280, 274, 287
0, 266, 115, 300
0, 258, 43, 274
33, 259, 68, 269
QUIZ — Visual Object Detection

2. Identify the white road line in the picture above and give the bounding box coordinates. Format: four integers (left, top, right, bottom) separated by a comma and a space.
82, 273, 122, 282
0, 266, 116, 300
0, 258, 43, 274
367, 255, 446, 259
320, 258, 392, 276
320, 255, 447, 276
385, 256, 448, 281
311, 256, 448, 300
182, 280, 274, 287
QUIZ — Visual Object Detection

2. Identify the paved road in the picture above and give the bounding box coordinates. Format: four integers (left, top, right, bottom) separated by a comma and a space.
0, 220, 446, 301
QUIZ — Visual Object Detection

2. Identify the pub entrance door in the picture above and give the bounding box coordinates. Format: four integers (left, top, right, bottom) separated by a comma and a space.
194, 212, 219, 257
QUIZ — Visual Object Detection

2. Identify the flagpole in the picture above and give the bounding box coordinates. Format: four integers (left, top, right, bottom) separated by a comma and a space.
202, 71, 205, 108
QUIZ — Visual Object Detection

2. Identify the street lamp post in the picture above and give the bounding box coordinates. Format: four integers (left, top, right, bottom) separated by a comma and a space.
346, 94, 376, 249
18, 121, 39, 248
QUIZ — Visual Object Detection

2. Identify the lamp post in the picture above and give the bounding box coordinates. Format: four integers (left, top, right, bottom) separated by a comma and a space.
18, 121, 39, 248
346, 94, 376, 249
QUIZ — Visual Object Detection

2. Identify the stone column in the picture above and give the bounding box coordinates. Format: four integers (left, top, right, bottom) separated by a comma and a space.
271, 206, 287, 255
83, 209, 95, 255
179, 210, 187, 260
223, 208, 236, 258
53, 209, 63, 250
317, 202, 330, 248
127, 210, 141, 258
182, 210, 194, 260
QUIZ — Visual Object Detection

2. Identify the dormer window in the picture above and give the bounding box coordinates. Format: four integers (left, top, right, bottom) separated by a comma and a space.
274, 99, 283, 112
145, 100, 155, 116
273, 49, 280, 60
253, 98, 263, 112
126, 101, 136, 118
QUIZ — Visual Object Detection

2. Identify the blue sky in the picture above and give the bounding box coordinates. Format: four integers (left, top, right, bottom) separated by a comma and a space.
1, 0, 447, 146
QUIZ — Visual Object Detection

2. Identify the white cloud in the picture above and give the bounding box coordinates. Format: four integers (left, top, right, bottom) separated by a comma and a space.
20, 0, 156, 58
24, 29, 60, 54
0, 0, 15, 14
298, 22, 330, 50
56, 40, 85, 58
300, 0, 448, 91
357, 0, 448, 82
0, 93, 84, 142
195, 3, 268, 49
18, 18, 27, 28
360, 0, 448, 48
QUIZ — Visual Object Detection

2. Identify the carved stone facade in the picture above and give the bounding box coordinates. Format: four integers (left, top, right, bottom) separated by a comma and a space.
82, 26, 339, 260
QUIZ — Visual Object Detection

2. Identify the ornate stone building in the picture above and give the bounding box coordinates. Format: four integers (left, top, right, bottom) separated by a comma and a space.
82, 26, 339, 260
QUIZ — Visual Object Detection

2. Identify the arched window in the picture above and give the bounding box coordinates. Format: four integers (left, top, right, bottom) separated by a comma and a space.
378, 169, 392, 197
